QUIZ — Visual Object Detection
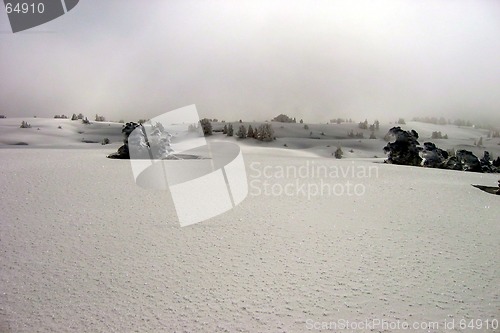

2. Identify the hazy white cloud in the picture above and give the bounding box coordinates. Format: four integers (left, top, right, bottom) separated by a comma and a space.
0, 0, 499, 123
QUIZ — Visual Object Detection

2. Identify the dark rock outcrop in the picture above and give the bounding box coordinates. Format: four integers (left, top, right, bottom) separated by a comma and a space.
383, 127, 422, 166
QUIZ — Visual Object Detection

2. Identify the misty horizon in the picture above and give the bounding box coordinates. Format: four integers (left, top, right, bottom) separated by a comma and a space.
1, 0, 499, 125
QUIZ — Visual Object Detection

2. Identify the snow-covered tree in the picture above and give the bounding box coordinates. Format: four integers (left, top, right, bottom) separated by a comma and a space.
257, 123, 274, 141
188, 123, 198, 132
236, 125, 247, 138
247, 125, 254, 138
199, 118, 212, 136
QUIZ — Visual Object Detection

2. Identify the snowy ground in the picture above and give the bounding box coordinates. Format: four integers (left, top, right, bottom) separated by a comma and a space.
0, 118, 499, 332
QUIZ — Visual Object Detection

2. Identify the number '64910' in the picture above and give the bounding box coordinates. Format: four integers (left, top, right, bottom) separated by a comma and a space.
5, 2, 45, 14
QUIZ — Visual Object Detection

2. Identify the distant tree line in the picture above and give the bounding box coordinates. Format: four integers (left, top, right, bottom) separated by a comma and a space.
347, 130, 364, 139
358, 119, 380, 131
412, 116, 449, 125
199, 121, 275, 142
95, 114, 105, 122
412, 116, 471, 127
431, 131, 448, 139
330, 118, 353, 124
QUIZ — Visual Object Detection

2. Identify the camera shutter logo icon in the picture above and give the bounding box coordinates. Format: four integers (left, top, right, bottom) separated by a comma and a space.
128, 105, 248, 227
4, 0, 79, 33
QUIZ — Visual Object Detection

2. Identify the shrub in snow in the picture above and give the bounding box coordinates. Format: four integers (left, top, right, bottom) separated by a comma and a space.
101, 138, 110, 145
334, 147, 343, 159
20, 121, 31, 128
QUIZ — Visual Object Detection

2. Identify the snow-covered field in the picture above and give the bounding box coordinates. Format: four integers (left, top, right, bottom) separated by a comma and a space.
0, 118, 499, 332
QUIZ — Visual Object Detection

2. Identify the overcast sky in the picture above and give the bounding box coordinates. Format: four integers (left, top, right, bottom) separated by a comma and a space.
0, 0, 499, 124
